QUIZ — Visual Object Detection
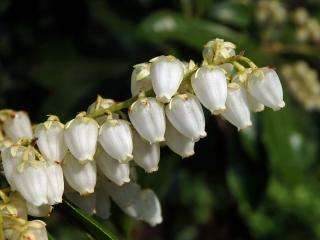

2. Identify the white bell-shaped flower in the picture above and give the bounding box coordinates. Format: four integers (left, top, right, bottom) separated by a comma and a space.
64, 113, 99, 163
248, 67, 285, 111
35, 116, 67, 163
245, 91, 265, 112
87, 97, 118, 124
0, 192, 27, 220
132, 131, 160, 173
64, 182, 96, 215
131, 63, 152, 96
95, 177, 111, 219
3, 111, 33, 142
62, 153, 97, 195
202, 38, 236, 64
18, 220, 48, 240
129, 97, 166, 143
150, 55, 184, 103
165, 93, 206, 141
27, 203, 53, 217
221, 84, 252, 130
95, 146, 130, 186
45, 162, 64, 205
106, 182, 141, 208
99, 119, 133, 163
191, 66, 228, 114
165, 120, 195, 158
1, 146, 28, 190
13, 159, 49, 206
140, 189, 163, 226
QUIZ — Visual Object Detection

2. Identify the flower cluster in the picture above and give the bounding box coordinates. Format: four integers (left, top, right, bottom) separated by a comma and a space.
0, 38, 284, 239
256, 0, 287, 25
281, 61, 320, 111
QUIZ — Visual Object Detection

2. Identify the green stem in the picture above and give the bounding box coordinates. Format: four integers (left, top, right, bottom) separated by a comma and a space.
238, 56, 258, 69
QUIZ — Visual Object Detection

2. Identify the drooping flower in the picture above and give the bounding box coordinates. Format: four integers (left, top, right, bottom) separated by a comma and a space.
45, 162, 64, 205
131, 63, 152, 96
129, 97, 166, 143
27, 203, 53, 217
165, 93, 206, 141
150, 55, 184, 103
191, 66, 228, 114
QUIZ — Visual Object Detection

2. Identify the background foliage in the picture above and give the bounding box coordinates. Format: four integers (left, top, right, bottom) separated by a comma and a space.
1, 0, 320, 239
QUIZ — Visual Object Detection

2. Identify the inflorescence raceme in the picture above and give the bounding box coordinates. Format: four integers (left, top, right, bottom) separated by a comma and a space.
0, 38, 285, 240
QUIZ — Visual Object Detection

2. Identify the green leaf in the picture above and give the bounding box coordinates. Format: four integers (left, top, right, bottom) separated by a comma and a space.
136, 10, 243, 51
48, 233, 55, 240
63, 200, 118, 240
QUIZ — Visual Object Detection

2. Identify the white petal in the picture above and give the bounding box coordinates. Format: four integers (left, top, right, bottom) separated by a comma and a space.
45, 162, 64, 205
99, 119, 133, 163
248, 67, 285, 111
140, 189, 162, 226
14, 161, 48, 206
192, 66, 228, 114
27, 203, 52, 217
165, 120, 195, 158
129, 97, 166, 143
64, 116, 99, 163
20, 220, 48, 240
131, 63, 152, 96
35, 119, 67, 163
106, 182, 141, 208
62, 153, 97, 195
132, 131, 160, 173
3, 111, 33, 142
95, 146, 130, 186
221, 86, 252, 130
165, 94, 206, 141
245, 91, 265, 112
150, 56, 184, 103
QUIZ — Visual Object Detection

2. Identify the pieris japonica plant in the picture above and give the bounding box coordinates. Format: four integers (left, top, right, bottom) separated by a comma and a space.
0, 38, 285, 239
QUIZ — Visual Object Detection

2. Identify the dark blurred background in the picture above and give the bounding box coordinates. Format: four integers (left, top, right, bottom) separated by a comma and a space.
1, 0, 320, 239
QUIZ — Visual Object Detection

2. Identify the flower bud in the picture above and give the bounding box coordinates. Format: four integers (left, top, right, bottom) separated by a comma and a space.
87, 97, 118, 124
191, 66, 228, 114
64, 114, 99, 163
165, 94, 206, 141
131, 63, 152, 96
140, 189, 162, 226
129, 97, 166, 143
165, 120, 195, 158
132, 131, 160, 173
95, 146, 130, 186
13, 160, 49, 206
62, 153, 97, 195
99, 119, 133, 163
35, 116, 67, 163
221, 84, 252, 130
150, 56, 184, 103
45, 162, 64, 205
248, 67, 285, 111
3, 111, 33, 142
27, 203, 52, 217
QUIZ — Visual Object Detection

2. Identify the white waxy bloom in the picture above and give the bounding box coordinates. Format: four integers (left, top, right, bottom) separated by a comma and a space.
221, 84, 252, 130
95, 146, 130, 186
3, 111, 33, 142
35, 116, 67, 163
27, 203, 53, 217
45, 162, 64, 205
129, 97, 166, 143
140, 189, 162, 226
245, 91, 265, 112
131, 63, 152, 96
13, 160, 49, 206
62, 153, 97, 195
150, 55, 184, 103
64, 113, 99, 163
165, 93, 206, 141
191, 66, 228, 114
1, 146, 28, 189
18, 220, 48, 240
132, 131, 160, 173
99, 119, 133, 163
87, 97, 118, 124
248, 67, 285, 111
95, 177, 111, 219
165, 120, 195, 158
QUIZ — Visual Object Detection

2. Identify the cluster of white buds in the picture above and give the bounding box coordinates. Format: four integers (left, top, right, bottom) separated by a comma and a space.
292, 7, 320, 43
256, 0, 287, 25
281, 61, 320, 111
0, 38, 285, 238
0, 190, 48, 240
